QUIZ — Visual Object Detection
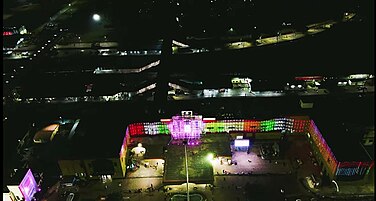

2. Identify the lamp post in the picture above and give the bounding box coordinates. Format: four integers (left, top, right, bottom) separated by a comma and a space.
277, 32, 280, 43
183, 140, 190, 201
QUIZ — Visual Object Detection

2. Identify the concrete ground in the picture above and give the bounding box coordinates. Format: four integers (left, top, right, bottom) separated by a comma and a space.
126, 159, 164, 178
63, 135, 374, 201
212, 145, 292, 175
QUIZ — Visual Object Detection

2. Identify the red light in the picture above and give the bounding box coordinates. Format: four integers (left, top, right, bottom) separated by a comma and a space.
295, 76, 323, 81
3, 31, 13, 36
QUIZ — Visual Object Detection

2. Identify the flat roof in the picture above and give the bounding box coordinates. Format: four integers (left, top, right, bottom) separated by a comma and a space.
52, 119, 124, 160
313, 120, 372, 162
4, 168, 29, 186
33, 124, 59, 143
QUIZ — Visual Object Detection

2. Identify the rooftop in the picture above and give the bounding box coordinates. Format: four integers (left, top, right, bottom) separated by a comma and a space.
5, 168, 29, 186
33, 124, 59, 143
314, 119, 373, 162
45, 117, 125, 160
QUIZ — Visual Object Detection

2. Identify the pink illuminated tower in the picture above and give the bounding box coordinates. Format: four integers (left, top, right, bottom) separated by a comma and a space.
168, 111, 204, 140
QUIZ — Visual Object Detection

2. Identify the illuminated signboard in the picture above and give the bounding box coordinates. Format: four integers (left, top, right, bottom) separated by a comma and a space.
18, 169, 38, 201
234, 139, 250, 147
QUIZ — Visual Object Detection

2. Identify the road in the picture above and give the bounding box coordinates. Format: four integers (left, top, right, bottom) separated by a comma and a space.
5, 8, 355, 60
171, 88, 329, 100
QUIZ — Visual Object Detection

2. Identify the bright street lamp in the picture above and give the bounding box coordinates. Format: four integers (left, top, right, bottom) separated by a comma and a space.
92, 14, 101, 22
206, 153, 214, 161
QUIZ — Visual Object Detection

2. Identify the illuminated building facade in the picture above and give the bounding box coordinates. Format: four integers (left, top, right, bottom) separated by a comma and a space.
231, 77, 252, 89
307, 121, 374, 179
121, 113, 373, 180
168, 111, 204, 140
127, 117, 308, 136
6, 169, 39, 201
3, 26, 27, 36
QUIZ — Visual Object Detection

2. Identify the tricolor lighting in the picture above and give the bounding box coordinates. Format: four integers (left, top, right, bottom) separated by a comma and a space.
123, 112, 373, 179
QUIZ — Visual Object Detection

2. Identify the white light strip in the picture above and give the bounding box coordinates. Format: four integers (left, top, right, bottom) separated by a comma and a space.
172, 40, 189, 48
136, 83, 156, 94
93, 60, 160, 74
203, 118, 216, 121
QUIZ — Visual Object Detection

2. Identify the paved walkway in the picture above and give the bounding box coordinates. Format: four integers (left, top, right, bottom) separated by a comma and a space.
55, 42, 118, 49
212, 145, 293, 175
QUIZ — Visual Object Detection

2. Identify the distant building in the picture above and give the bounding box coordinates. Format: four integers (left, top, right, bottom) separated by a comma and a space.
3, 26, 28, 36
231, 77, 252, 89
300, 98, 314, 109
362, 127, 374, 146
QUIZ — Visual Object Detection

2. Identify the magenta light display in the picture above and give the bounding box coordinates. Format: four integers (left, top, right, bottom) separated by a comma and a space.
168, 114, 204, 140
127, 116, 311, 136
19, 169, 38, 201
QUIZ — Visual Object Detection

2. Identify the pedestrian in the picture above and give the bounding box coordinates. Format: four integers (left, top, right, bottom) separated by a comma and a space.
223, 177, 226, 181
